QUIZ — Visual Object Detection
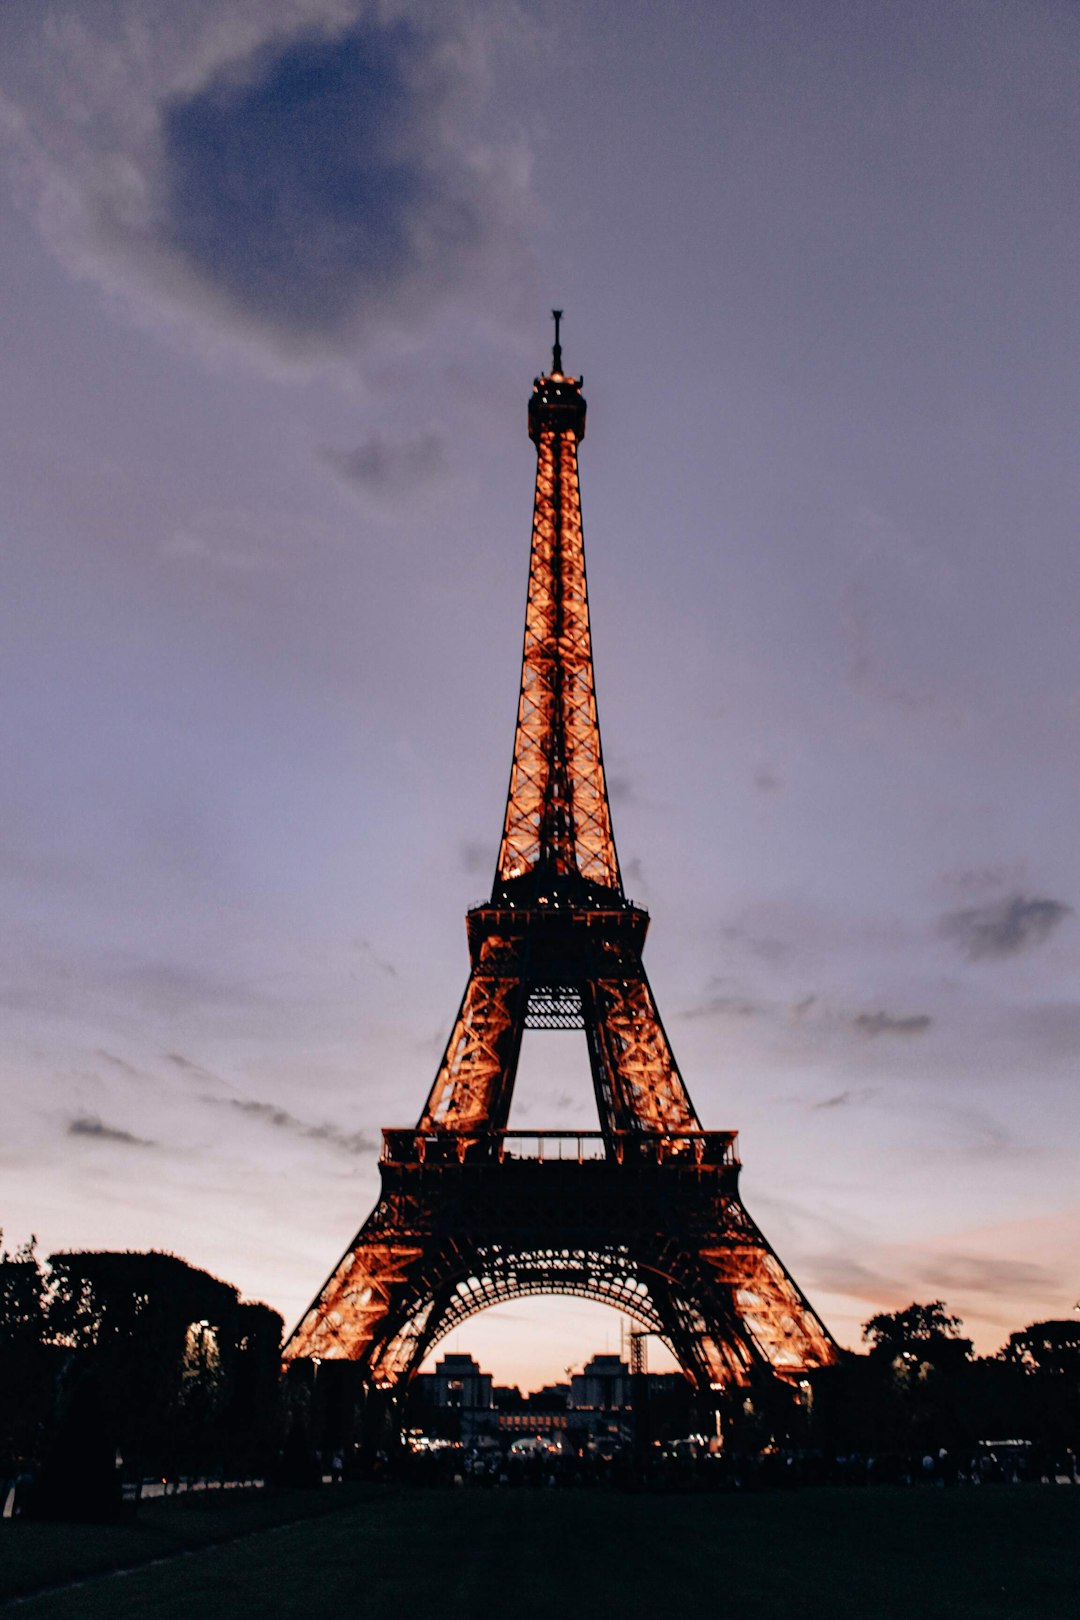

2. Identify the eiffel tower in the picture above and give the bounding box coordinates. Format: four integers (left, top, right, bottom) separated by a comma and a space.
284, 314, 836, 1415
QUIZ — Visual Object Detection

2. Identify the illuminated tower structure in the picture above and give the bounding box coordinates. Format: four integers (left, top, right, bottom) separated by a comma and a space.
285, 315, 836, 1414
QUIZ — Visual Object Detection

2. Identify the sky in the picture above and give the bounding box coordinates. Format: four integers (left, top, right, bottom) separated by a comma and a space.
2, 0, 1078, 1390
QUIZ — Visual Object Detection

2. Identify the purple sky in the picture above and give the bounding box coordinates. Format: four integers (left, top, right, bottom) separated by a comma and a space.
2, 0, 1078, 1388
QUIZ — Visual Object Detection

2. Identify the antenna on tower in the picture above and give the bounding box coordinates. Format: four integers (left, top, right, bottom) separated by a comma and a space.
551, 308, 563, 374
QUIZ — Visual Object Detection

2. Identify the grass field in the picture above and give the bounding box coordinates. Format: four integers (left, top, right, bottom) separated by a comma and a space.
2, 1485, 1077, 1619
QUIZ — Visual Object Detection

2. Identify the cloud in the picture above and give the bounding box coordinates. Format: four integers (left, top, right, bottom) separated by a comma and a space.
356, 938, 397, 979
162, 505, 342, 571
206, 1094, 375, 1157
840, 583, 938, 715
166, 1051, 225, 1085
622, 856, 647, 893
94, 1050, 144, 1079
721, 923, 790, 964
940, 893, 1072, 961
68, 1115, 155, 1148
458, 839, 491, 878
809, 1253, 909, 1307
4, 3, 530, 362
916, 1253, 1056, 1301
1013, 1000, 1080, 1052
812, 1087, 878, 1110
120, 961, 272, 1017
321, 429, 445, 507
851, 1010, 932, 1038
682, 989, 761, 1021
605, 772, 639, 808
937, 863, 1028, 902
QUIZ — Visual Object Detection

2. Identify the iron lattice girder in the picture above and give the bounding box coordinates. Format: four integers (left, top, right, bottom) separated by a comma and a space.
497, 425, 620, 891
417, 900, 699, 1135
285, 1132, 836, 1390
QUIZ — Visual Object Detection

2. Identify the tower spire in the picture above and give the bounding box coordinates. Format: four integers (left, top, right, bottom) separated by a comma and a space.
499, 322, 617, 897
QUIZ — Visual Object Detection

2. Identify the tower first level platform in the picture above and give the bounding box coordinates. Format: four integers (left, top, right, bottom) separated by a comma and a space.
292, 1127, 834, 1394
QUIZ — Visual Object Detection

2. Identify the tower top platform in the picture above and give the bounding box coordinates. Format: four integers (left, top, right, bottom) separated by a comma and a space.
529, 309, 586, 442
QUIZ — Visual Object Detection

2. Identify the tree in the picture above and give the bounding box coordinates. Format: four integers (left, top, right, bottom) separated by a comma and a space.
1002, 1319, 1080, 1379
999, 1319, 1080, 1449
858, 1302, 974, 1455
862, 1301, 970, 1354
47, 1250, 242, 1480
0, 1235, 52, 1476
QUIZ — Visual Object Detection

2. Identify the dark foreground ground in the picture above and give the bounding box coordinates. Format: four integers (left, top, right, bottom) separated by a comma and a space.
2, 1483, 1077, 1619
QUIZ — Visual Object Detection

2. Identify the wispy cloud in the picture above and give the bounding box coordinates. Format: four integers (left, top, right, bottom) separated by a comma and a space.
162, 507, 339, 572
916, 1253, 1056, 1301
205, 1095, 375, 1157
682, 988, 761, 1021
321, 430, 446, 508
940, 894, 1072, 960
721, 923, 789, 964
356, 939, 397, 979
937, 863, 1028, 902
851, 1010, 932, 1038
458, 839, 492, 879
622, 856, 648, 894
606, 772, 639, 808
810, 1252, 908, 1307
812, 1087, 878, 1110
166, 1051, 226, 1087
94, 1050, 144, 1079
68, 1115, 155, 1148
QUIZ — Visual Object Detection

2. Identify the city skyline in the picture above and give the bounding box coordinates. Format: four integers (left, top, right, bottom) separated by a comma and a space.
2, 1, 1079, 1390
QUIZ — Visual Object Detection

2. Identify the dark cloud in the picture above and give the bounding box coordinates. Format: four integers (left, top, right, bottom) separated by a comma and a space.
160, 19, 472, 344
940, 893, 1072, 961
851, 1010, 932, 1038
5, 5, 528, 361
207, 1095, 375, 1157
321, 430, 445, 504
68, 1115, 155, 1148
